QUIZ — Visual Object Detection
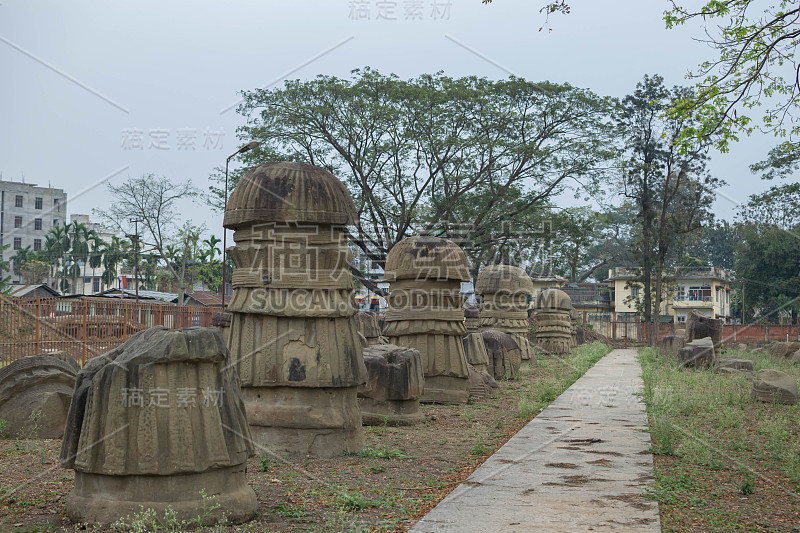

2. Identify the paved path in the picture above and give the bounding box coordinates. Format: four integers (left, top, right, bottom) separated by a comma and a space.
411, 349, 661, 532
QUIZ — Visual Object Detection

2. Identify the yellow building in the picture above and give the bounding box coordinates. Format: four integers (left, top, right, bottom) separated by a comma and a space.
529, 273, 567, 308
605, 266, 733, 324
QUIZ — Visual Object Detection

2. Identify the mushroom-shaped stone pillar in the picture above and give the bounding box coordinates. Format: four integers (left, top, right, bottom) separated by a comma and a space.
383, 236, 471, 404
474, 264, 536, 361
60, 327, 256, 525
534, 288, 574, 355
223, 162, 367, 458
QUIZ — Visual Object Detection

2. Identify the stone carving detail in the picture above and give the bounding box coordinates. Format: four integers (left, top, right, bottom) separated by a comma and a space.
751, 369, 798, 404
481, 330, 522, 381
223, 162, 367, 457
358, 344, 425, 425
684, 311, 723, 359
534, 289, 574, 355
383, 236, 471, 404
475, 265, 536, 361
462, 332, 490, 374
60, 327, 256, 525
0, 355, 77, 439
569, 307, 579, 350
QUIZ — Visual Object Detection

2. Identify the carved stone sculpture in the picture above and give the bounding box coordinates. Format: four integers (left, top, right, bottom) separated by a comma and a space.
223, 162, 367, 457
358, 344, 425, 425
481, 330, 522, 381
383, 236, 471, 404
60, 327, 257, 525
462, 332, 490, 374
0, 355, 77, 439
475, 265, 536, 361
534, 289, 574, 355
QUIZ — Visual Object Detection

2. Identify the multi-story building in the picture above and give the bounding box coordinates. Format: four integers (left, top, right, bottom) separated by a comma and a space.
606, 266, 733, 324
0, 180, 67, 283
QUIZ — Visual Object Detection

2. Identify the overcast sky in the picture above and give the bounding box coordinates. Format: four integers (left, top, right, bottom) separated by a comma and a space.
0, 0, 779, 241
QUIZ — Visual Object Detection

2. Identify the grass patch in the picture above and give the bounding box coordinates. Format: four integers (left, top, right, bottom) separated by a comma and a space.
639, 346, 800, 532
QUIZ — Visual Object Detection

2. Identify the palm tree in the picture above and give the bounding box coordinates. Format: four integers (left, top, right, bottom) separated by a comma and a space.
43, 224, 70, 293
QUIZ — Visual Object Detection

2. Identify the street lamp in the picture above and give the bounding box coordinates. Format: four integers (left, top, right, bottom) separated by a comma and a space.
221, 141, 260, 306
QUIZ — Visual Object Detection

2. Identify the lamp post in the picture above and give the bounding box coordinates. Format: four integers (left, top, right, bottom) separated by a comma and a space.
221, 141, 259, 307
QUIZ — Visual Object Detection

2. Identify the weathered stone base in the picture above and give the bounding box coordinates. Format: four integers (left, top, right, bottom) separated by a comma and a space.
243, 386, 363, 457
66, 465, 257, 525
536, 338, 572, 355
419, 375, 468, 404
358, 398, 424, 426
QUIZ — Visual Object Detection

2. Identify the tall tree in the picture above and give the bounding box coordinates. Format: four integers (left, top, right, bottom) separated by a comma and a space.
618, 75, 721, 344
220, 69, 616, 289
665, 1, 800, 161
96, 174, 199, 304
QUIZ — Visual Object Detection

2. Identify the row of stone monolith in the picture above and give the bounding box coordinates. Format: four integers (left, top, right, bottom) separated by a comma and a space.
474, 264, 537, 362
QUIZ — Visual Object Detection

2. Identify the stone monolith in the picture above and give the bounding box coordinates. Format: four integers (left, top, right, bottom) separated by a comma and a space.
534, 289, 574, 355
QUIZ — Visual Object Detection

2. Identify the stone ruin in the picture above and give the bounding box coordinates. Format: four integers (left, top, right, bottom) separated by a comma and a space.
358, 344, 425, 426
355, 311, 386, 346
464, 307, 481, 333
714, 357, 754, 375
60, 327, 257, 525
659, 335, 685, 359
752, 369, 798, 405
481, 330, 522, 381
569, 307, 578, 350
475, 264, 536, 362
534, 289, 574, 355
684, 311, 723, 359
678, 337, 714, 369
462, 332, 490, 374
0, 355, 78, 439
223, 162, 367, 457
383, 236, 471, 404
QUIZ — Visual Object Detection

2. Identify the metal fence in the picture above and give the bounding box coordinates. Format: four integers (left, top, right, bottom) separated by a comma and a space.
0, 297, 222, 365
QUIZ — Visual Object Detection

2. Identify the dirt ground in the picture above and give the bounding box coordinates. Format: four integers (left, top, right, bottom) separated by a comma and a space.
0, 346, 611, 533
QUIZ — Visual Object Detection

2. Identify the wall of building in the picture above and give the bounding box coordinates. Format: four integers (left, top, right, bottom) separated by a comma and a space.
0, 180, 67, 282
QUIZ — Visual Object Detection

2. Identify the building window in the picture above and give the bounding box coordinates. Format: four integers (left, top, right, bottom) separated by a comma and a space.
53, 219, 58, 227
15, 195, 23, 208
54, 198, 60, 212
84, 277, 91, 284
13, 238, 21, 250
35, 197, 42, 210
93, 278, 100, 293
34, 218, 42, 230
14, 216, 22, 228
630, 286, 639, 298
33, 239, 41, 251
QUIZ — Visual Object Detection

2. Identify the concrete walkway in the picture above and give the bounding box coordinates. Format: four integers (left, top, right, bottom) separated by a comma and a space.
411, 349, 661, 532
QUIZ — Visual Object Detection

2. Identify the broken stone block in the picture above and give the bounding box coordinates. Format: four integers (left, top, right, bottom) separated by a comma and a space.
751, 369, 798, 405
60, 327, 257, 525
358, 344, 425, 426
714, 357, 754, 375
767, 341, 800, 359
223, 162, 367, 457
467, 365, 498, 403
475, 264, 536, 361
462, 332, 490, 373
383, 236, 471, 404
355, 311, 386, 346
0, 355, 77, 439
678, 337, 714, 369
791, 350, 800, 365
481, 330, 522, 381
737, 343, 748, 352
659, 335, 685, 359
684, 311, 723, 359
534, 289, 573, 355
